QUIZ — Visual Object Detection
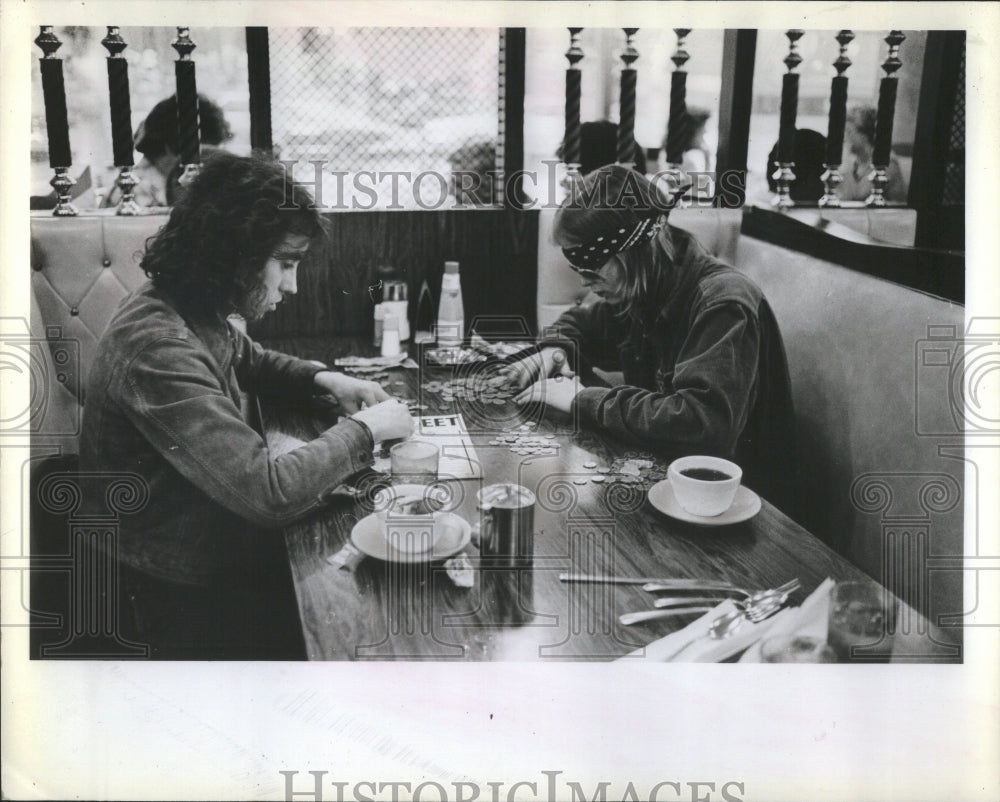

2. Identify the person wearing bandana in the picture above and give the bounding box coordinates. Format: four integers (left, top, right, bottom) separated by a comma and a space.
508, 165, 796, 514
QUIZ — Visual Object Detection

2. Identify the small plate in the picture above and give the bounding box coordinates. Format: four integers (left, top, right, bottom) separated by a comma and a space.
647, 479, 761, 526
350, 511, 472, 563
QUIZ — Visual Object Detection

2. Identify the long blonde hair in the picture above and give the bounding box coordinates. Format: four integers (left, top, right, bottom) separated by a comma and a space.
553, 165, 676, 320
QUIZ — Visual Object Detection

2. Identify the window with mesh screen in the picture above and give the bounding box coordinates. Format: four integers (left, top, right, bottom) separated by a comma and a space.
268, 27, 502, 209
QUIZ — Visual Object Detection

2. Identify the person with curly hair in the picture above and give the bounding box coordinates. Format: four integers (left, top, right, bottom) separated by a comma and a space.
81, 152, 413, 658
102, 93, 234, 208
506, 165, 796, 512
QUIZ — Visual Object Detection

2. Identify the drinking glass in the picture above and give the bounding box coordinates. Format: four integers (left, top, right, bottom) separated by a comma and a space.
827, 580, 898, 662
761, 634, 837, 663
390, 440, 439, 485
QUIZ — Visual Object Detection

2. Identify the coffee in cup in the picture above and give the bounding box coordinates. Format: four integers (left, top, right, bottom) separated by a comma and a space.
667, 456, 742, 517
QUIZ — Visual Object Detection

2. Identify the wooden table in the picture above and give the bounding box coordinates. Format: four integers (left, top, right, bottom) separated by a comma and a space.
266, 345, 961, 662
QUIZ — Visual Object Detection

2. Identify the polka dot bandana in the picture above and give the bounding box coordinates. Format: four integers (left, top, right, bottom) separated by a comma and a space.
562, 216, 663, 271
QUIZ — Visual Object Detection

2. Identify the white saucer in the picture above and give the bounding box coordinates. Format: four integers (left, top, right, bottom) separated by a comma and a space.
351, 511, 472, 563
647, 479, 761, 526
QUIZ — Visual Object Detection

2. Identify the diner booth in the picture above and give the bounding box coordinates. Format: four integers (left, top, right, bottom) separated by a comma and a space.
26, 26, 966, 660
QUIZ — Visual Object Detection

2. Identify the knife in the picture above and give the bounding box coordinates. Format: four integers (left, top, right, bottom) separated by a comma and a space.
558, 573, 735, 588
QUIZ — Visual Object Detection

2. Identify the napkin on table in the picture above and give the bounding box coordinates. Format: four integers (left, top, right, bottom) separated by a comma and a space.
738, 577, 834, 662
619, 578, 835, 663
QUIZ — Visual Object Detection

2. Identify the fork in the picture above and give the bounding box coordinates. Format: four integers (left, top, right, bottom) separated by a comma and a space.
650, 579, 801, 611
619, 580, 798, 626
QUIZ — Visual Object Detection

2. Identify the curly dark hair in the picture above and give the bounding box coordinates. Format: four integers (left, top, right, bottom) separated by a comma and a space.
135, 94, 233, 160
141, 152, 322, 317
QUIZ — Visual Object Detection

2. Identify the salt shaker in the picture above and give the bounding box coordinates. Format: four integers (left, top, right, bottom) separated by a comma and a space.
373, 304, 386, 347
381, 313, 401, 358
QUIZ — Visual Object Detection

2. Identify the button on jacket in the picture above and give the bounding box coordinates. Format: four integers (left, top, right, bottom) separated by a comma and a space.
80, 281, 374, 586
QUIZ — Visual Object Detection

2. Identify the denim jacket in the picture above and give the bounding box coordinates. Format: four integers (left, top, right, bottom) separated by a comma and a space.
80, 281, 374, 585
542, 226, 796, 510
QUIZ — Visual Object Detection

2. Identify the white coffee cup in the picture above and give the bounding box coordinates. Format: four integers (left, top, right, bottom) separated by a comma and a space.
667, 456, 742, 517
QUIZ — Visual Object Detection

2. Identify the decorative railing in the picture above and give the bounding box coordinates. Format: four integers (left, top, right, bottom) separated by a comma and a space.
31, 25, 949, 216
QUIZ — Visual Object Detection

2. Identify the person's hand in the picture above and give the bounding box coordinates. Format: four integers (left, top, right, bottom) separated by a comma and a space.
351, 399, 414, 442
514, 374, 583, 414
501, 347, 573, 390
314, 371, 390, 413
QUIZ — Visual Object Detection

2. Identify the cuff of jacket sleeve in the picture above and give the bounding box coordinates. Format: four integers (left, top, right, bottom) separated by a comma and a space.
289, 361, 328, 397
573, 386, 612, 425
335, 418, 376, 473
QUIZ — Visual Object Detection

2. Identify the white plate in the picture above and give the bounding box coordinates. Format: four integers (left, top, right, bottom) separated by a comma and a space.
350, 511, 472, 563
647, 479, 761, 526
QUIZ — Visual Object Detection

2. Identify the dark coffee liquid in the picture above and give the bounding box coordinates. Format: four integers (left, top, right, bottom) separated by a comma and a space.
679, 467, 732, 482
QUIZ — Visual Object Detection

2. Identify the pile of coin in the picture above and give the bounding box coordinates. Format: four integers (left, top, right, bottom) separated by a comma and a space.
421, 373, 515, 406
487, 423, 559, 455
563, 453, 669, 487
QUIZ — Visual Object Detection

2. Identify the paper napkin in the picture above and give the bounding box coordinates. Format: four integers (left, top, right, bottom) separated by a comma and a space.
738, 577, 834, 662
619, 578, 835, 663
620, 599, 787, 662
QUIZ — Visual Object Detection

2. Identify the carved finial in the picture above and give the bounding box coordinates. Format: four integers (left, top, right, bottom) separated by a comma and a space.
833, 29, 854, 75
101, 26, 127, 58
882, 30, 906, 77
784, 29, 804, 72
35, 26, 62, 58
621, 28, 639, 69
172, 26, 196, 61
672, 28, 691, 70
566, 27, 583, 67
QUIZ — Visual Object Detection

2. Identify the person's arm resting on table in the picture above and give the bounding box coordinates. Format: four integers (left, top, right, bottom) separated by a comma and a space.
573, 303, 759, 455
122, 336, 408, 528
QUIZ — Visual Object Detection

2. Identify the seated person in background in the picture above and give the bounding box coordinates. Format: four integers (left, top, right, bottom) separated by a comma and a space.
102, 93, 234, 208
837, 104, 907, 203
81, 152, 413, 658
766, 128, 827, 203
448, 137, 497, 205
558, 120, 646, 176
507, 165, 795, 511
664, 106, 713, 174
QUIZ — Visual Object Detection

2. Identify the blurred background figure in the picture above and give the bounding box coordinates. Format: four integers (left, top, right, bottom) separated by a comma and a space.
766, 128, 827, 203
558, 120, 646, 177
102, 93, 234, 208
448, 137, 497, 205
837, 104, 908, 203
664, 106, 713, 174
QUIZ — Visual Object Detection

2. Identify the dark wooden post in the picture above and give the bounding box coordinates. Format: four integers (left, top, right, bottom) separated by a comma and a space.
562, 27, 584, 187
172, 27, 201, 186
867, 31, 906, 207
35, 27, 76, 216
715, 29, 756, 208
500, 28, 526, 209
773, 29, 804, 210
245, 27, 273, 153
820, 30, 855, 207
616, 28, 639, 167
101, 27, 139, 215
664, 28, 691, 170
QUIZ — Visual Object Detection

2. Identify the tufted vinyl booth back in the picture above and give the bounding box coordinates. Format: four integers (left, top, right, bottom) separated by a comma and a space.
30, 213, 168, 451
